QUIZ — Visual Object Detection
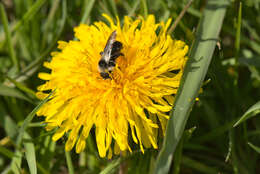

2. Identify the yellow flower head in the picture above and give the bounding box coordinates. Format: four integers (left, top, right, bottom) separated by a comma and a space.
36, 14, 188, 158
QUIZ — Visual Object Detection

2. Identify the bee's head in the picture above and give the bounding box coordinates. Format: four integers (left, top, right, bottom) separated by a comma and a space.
98, 60, 107, 69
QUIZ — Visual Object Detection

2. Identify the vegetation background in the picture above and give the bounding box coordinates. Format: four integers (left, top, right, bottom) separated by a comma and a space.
0, 0, 260, 173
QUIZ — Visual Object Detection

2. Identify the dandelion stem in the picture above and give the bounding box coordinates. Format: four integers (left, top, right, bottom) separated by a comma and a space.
65, 151, 75, 174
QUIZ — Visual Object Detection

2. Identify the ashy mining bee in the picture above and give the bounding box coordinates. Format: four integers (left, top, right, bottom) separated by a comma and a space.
98, 31, 123, 79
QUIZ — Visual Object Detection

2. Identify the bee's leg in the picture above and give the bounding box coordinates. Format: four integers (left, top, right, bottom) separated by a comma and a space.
100, 72, 111, 79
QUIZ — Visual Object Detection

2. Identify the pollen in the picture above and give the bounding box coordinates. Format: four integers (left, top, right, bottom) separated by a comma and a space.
36, 14, 188, 158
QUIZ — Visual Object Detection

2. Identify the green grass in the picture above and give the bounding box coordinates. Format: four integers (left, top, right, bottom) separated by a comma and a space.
0, 0, 260, 174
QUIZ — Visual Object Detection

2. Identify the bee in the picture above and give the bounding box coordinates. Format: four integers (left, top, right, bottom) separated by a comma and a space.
98, 31, 123, 79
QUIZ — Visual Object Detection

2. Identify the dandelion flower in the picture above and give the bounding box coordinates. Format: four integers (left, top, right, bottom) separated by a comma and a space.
36, 14, 188, 158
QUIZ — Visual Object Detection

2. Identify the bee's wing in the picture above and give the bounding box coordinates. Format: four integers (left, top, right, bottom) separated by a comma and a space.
102, 31, 117, 57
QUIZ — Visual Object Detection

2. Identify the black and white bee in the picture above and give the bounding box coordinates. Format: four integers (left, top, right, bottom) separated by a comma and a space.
98, 31, 123, 79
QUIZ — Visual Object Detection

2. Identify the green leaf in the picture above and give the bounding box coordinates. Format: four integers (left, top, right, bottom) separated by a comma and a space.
0, 101, 18, 139
153, 1, 230, 174
39, 134, 56, 171
37, 162, 51, 174
248, 142, 260, 154
12, 0, 47, 32
23, 133, 37, 174
234, 101, 260, 127
0, 84, 32, 102
194, 119, 237, 143
40, 0, 61, 50
15, 0, 67, 82
9, 92, 52, 174
0, 3, 19, 72
0, 145, 15, 159
0, 108, 21, 174
5, 75, 36, 97
181, 156, 220, 174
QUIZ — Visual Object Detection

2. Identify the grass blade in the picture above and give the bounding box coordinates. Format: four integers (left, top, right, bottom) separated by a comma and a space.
0, 145, 15, 159
1, 112, 23, 174
9, 92, 52, 174
12, 0, 47, 32
11, 150, 22, 174
5, 75, 36, 97
194, 118, 237, 143
37, 162, 51, 174
128, 1, 140, 17
235, 2, 242, 61
16, 91, 53, 146
100, 158, 122, 174
234, 101, 260, 127
108, 0, 118, 17
0, 84, 32, 102
65, 150, 75, 174
16, 0, 67, 82
0, 102, 17, 139
140, 0, 148, 18
80, 0, 96, 24
153, 1, 230, 174
248, 142, 260, 154
181, 156, 221, 174
41, 0, 61, 50
24, 133, 37, 174
0, 3, 19, 72
173, 127, 196, 174
168, 0, 194, 34
0, 109, 22, 174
